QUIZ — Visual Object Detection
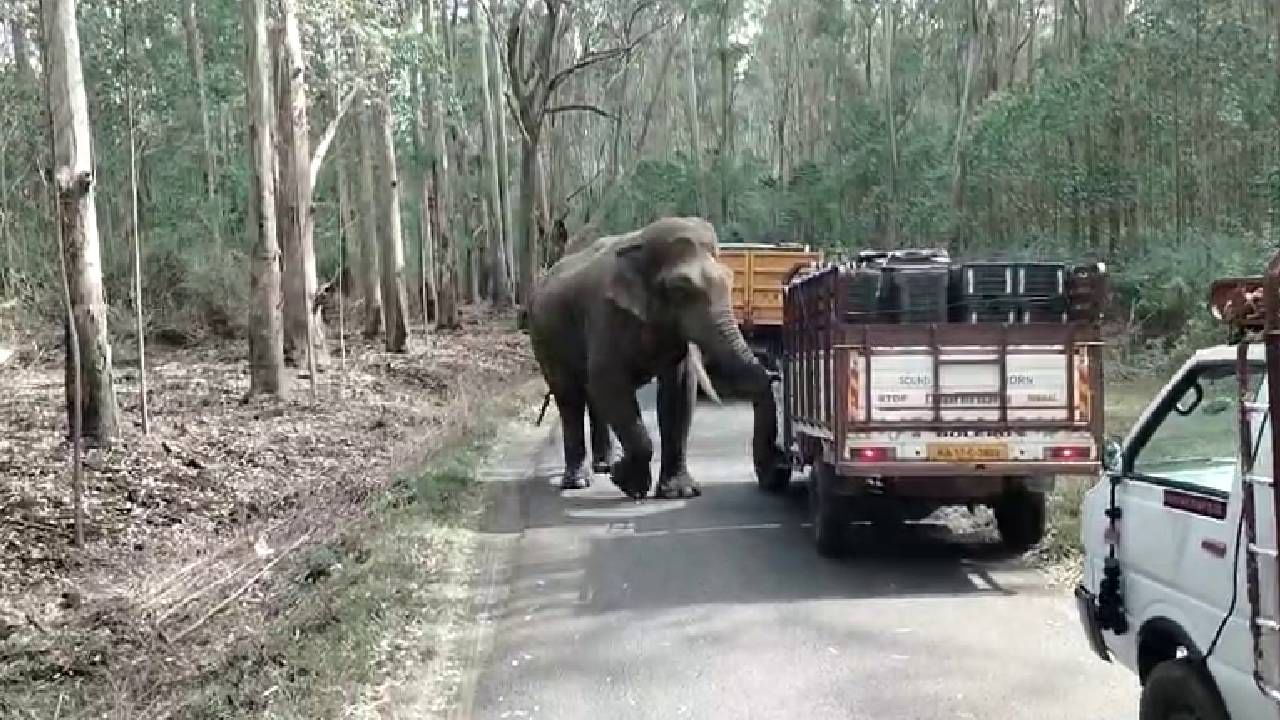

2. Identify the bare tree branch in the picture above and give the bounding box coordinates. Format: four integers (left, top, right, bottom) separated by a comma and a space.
634, 13, 685, 156
545, 103, 615, 119
545, 12, 667, 96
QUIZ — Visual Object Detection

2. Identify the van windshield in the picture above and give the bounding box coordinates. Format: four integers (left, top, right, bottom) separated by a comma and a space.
1131, 361, 1264, 495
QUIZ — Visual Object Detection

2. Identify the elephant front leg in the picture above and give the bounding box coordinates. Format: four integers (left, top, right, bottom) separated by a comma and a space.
587, 402, 613, 475
554, 394, 591, 490
589, 378, 653, 499
654, 359, 701, 499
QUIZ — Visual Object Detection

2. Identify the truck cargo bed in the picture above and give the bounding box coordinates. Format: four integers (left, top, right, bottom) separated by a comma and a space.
781, 264, 1105, 479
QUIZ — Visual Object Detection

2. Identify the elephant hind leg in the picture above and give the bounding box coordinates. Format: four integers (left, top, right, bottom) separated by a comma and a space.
553, 390, 591, 490
588, 402, 613, 475
654, 357, 701, 500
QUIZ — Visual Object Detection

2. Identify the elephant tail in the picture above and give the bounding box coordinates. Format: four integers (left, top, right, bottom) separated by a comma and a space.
686, 343, 722, 404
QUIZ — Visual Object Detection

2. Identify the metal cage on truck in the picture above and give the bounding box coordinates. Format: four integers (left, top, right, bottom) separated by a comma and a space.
781, 264, 1106, 475
774, 260, 1108, 556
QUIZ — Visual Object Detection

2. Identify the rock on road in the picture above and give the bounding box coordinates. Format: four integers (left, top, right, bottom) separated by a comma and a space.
458, 390, 1138, 720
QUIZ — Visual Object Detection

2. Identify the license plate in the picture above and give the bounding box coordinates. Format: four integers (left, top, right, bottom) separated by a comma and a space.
926, 443, 1009, 461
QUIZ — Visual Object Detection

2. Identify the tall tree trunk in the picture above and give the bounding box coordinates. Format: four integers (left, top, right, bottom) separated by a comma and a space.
716, 0, 732, 224
356, 89, 384, 336
518, 130, 540, 317
45, 0, 121, 441
535, 142, 551, 266
411, 0, 438, 325
11, 13, 34, 87
241, 0, 286, 397
0, 146, 10, 288
273, 4, 327, 371
951, 3, 981, 244
683, 18, 708, 218
373, 94, 411, 352
474, 0, 510, 306
428, 0, 460, 328
181, 0, 216, 201
336, 129, 359, 300
122, 0, 150, 433
884, 0, 899, 246
489, 2, 516, 297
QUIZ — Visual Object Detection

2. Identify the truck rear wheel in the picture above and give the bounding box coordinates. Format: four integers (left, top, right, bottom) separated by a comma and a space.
756, 367, 791, 494
994, 489, 1047, 552
756, 461, 792, 494
810, 461, 849, 558
1139, 659, 1229, 720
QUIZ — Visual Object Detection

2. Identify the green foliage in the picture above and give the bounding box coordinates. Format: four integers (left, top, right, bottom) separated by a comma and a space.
582, 0, 1280, 367
1, 0, 1276, 361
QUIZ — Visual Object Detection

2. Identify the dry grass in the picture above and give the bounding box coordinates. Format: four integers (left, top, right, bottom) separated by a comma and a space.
0, 305, 540, 719
1036, 374, 1168, 584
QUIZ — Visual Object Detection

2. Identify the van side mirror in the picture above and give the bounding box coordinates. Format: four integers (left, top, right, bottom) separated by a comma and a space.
1102, 438, 1123, 473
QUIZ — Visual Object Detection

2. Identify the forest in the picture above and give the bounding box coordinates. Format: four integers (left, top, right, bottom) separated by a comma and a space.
2, 0, 1278, 716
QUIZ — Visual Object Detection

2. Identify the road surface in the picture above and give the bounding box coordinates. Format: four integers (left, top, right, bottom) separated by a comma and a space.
460, 390, 1138, 720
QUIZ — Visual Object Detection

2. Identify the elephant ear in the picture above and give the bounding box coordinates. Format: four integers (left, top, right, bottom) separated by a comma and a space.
606, 242, 650, 322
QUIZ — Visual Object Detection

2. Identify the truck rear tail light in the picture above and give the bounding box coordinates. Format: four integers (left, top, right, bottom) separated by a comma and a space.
1046, 445, 1092, 461
850, 447, 895, 462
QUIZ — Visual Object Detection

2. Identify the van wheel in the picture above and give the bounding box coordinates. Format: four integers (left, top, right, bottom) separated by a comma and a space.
1139, 659, 1229, 720
810, 461, 849, 558
994, 489, 1047, 552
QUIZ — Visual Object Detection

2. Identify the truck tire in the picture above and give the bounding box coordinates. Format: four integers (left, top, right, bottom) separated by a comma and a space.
756, 369, 791, 494
810, 461, 849, 558
994, 489, 1047, 552
1139, 659, 1229, 720
756, 461, 792, 494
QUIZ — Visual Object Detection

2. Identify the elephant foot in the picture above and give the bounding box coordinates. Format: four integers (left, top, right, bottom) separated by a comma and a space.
655, 471, 702, 500
610, 457, 652, 499
560, 468, 591, 490
591, 458, 612, 475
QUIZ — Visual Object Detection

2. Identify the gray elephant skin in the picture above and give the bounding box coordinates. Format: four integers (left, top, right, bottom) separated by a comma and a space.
528, 216, 783, 500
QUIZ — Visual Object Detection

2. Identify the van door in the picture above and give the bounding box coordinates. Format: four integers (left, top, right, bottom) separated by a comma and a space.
1096, 360, 1262, 675
1215, 370, 1280, 720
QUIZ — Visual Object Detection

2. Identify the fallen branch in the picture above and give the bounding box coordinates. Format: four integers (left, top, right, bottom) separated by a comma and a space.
168, 531, 313, 643
0, 516, 65, 535
155, 552, 263, 625
144, 553, 220, 610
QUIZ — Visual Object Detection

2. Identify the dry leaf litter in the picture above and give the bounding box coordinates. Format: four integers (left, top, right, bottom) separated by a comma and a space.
0, 306, 536, 705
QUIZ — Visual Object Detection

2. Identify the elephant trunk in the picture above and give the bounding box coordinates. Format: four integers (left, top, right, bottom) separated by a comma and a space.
690, 304, 771, 399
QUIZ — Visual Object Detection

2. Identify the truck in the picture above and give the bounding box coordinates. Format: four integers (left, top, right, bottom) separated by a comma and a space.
1075, 264, 1280, 720
766, 253, 1109, 557
716, 242, 822, 370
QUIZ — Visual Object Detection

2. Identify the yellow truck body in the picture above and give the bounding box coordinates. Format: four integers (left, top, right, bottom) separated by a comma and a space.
718, 244, 823, 328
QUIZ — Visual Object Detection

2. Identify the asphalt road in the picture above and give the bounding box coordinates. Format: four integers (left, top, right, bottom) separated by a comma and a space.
462, 390, 1138, 720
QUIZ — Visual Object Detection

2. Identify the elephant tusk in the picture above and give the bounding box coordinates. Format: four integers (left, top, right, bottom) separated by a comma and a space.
535, 391, 552, 426
687, 343, 722, 404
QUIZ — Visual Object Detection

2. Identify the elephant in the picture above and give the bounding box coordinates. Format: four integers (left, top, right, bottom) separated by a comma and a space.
528, 216, 784, 500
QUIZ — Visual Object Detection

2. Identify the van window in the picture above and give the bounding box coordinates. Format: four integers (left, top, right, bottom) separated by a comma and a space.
1130, 362, 1263, 495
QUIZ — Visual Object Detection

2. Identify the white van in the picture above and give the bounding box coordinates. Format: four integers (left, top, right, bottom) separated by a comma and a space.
1077, 342, 1280, 719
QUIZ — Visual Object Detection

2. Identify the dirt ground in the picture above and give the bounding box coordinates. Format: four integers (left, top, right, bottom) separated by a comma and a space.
0, 306, 537, 716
